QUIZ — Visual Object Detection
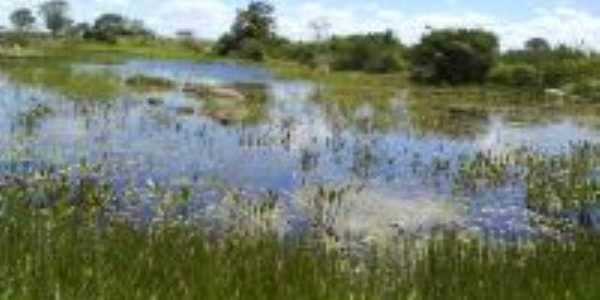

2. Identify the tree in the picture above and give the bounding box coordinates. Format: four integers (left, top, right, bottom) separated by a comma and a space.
39, 0, 71, 36
215, 1, 279, 60
411, 28, 499, 84
231, 1, 275, 41
85, 13, 153, 43
525, 37, 551, 52
10, 8, 36, 31
93, 13, 128, 36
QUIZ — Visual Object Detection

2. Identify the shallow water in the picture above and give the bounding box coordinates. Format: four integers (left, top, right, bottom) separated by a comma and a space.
2, 59, 600, 237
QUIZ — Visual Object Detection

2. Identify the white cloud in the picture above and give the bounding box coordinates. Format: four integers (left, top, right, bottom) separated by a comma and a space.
276, 3, 600, 50
1, 1, 600, 50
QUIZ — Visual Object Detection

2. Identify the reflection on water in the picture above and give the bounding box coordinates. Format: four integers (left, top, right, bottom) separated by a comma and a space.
2, 59, 600, 237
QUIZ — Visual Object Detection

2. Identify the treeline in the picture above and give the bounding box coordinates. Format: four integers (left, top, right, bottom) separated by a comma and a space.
5, 0, 154, 43
6, 0, 600, 96
214, 1, 600, 96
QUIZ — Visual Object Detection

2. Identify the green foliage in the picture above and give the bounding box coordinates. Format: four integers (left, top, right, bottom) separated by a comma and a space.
125, 74, 176, 90
488, 64, 542, 88
1, 169, 600, 299
524, 37, 551, 52
84, 13, 154, 44
280, 31, 405, 73
502, 44, 586, 66
10, 8, 36, 31
540, 58, 600, 88
215, 1, 285, 61
455, 142, 600, 217
38, 0, 72, 36
0, 60, 122, 100
236, 38, 267, 61
329, 30, 405, 73
499, 42, 597, 89
411, 28, 499, 84
569, 80, 600, 101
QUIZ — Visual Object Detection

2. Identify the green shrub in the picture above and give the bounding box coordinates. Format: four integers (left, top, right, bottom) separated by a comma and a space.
329, 31, 405, 73
235, 38, 266, 62
570, 80, 600, 101
411, 28, 499, 84
488, 64, 541, 88
279, 43, 321, 67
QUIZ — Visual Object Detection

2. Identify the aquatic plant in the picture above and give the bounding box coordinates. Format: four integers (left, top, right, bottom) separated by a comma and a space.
453, 142, 600, 226
125, 74, 176, 91
0, 168, 600, 299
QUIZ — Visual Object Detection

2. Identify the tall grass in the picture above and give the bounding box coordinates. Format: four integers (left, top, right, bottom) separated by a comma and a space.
0, 168, 600, 299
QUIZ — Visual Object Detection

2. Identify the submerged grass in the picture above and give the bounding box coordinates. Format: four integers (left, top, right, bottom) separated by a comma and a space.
455, 142, 600, 220
125, 74, 176, 91
0, 168, 600, 299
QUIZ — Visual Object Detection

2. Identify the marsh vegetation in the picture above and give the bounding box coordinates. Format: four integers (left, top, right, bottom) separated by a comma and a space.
1, 0, 600, 299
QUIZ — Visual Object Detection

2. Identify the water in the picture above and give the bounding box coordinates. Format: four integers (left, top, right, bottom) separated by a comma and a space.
2, 59, 600, 237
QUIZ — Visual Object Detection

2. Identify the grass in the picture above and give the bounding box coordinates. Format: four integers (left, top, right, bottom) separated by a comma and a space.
262, 60, 409, 132
125, 74, 176, 91
454, 142, 600, 219
0, 60, 123, 100
0, 167, 600, 299
3, 38, 600, 299
267, 60, 408, 102
26, 37, 214, 62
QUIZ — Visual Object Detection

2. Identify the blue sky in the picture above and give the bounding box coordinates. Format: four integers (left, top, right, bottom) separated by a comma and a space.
2, 0, 600, 49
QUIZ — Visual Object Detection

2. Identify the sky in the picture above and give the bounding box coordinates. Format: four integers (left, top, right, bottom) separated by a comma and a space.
2, 0, 600, 49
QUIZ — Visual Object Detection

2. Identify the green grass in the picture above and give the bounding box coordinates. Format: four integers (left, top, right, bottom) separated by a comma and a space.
23, 37, 214, 62
453, 142, 600, 217
0, 60, 123, 100
0, 168, 600, 300
262, 60, 409, 132
125, 74, 176, 91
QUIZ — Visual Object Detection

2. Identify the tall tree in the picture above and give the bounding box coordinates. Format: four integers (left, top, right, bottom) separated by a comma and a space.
215, 1, 279, 59
93, 13, 127, 35
39, 0, 71, 36
231, 1, 275, 41
10, 8, 36, 31
525, 37, 551, 52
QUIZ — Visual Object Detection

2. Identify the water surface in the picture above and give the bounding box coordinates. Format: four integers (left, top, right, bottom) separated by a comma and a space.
2, 59, 600, 237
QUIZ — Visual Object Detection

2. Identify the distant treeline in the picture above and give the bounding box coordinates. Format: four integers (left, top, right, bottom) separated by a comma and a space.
4, 0, 154, 43
211, 1, 600, 96
5, 0, 600, 96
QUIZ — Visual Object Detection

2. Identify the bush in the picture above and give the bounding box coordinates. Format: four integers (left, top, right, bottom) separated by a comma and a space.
489, 64, 542, 88
1, 31, 31, 47
570, 80, 600, 101
84, 29, 117, 44
329, 31, 405, 73
411, 28, 499, 84
536, 59, 600, 88
286, 43, 319, 67
235, 39, 266, 62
